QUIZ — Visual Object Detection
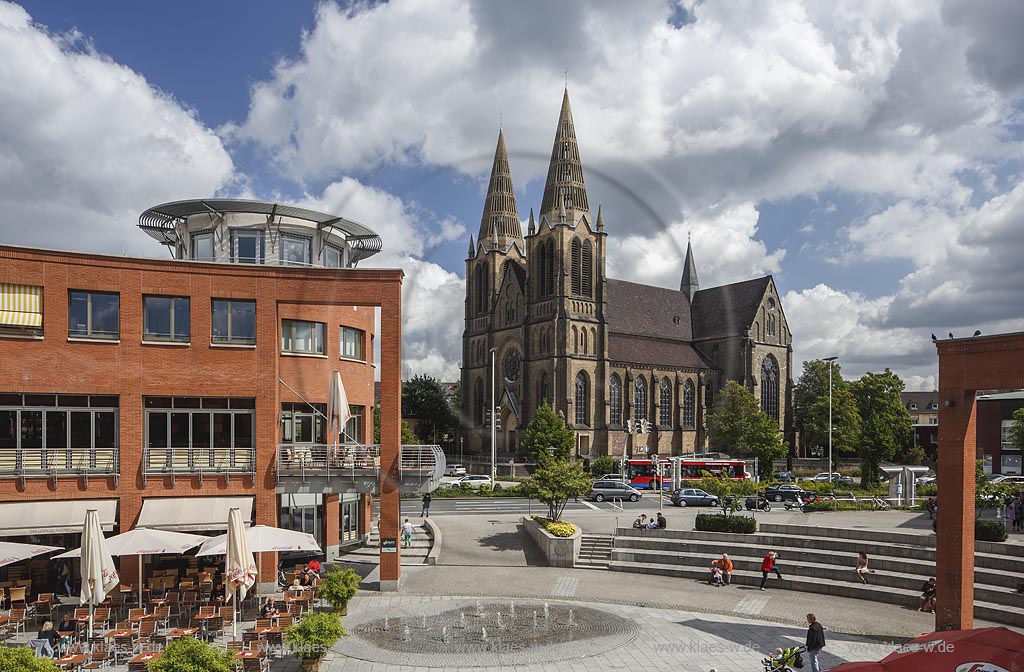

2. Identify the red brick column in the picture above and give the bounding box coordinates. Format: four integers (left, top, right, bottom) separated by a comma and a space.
323, 494, 339, 561
358, 493, 373, 538
378, 283, 403, 590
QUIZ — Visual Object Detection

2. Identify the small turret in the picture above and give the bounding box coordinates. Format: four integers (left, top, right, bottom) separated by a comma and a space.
596, 204, 604, 232
467, 234, 475, 257
528, 208, 535, 236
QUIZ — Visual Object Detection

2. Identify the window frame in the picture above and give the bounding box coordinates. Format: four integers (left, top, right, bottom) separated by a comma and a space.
658, 378, 672, 427
229, 229, 265, 265
281, 319, 326, 356
68, 290, 120, 341
339, 326, 365, 361
634, 375, 648, 422
608, 374, 622, 426
211, 299, 257, 345
279, 233, 313, 267
190, 230, 216, 261
682, 380, 696, 429
323, 244, 343, 268
143, 295, 191, 343
574, 372, 589, 427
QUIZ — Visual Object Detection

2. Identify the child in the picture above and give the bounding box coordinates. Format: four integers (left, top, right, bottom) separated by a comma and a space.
709, 564, 724, 587
855, 551, 871, 584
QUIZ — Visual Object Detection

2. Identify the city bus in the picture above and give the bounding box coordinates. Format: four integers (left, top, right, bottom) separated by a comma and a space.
625, 457, 748, 489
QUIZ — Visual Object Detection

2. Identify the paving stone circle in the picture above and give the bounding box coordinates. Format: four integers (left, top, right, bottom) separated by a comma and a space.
338, 598, 639, 667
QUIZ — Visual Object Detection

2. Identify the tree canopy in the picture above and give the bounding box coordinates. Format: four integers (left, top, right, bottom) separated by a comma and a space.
1011, 408, 1024, 451
522, 458, 591, 521
0, 646, 58, 672
521, 404, 574, 463
851, 369, 912, 485
148, 637, 236, 672
402, 375, 457, 445
706, 381, 788, 475
803, 382, 861, 457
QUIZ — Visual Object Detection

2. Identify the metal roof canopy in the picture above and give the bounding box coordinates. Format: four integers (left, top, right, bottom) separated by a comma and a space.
138, 198, 383, 264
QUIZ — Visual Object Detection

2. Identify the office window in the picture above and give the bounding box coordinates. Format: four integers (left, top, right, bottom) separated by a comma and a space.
0, 283, 43, 337
145, 397, 255, 469
230, 229, 264, 264
68, 291, 119, 340
191, 231, 215, 261
280, 234, 312, 266
0, 394, 118, 472
143, 296, 190, 342
212, 299, 256, 344
340, 326, 365, 360
282, 319, 325, 355
324, 245, 343, 268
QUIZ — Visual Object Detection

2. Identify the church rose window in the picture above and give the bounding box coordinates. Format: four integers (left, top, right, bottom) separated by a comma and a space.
609, 375, 622, 425
761, 355, 779, 422
503, 349, 521, 383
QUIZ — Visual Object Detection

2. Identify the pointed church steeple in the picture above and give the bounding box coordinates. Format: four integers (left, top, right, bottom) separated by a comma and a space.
540, 88, 590, 218
467, 234, 475, 257
596, 204, 604, 232
680, 238, 699, 301
527, 208, 535, 236
477, 129, 522, 251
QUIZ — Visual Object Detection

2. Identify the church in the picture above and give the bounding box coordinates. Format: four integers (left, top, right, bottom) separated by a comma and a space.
460, 90, 794, 462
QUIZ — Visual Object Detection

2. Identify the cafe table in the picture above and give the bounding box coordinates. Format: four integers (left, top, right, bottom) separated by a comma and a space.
233, 650, 267, 659
103, 629, 133, 639
166, 627, 199, 639
129, 652, 163, 664
55, 653, 90, 670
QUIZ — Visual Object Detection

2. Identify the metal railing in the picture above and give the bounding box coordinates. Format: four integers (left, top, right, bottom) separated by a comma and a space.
399, 444, 445, 478
276, 443, 445, 483
141, 447, 255, 485
0, 447, 119, 483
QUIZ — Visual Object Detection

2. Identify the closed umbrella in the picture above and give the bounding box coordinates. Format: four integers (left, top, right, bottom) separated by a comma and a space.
224, 508, 256, 640
0, 541, 61, 568
55, 527, 208, 607
79, 509, 119, 639
327, 370, 352, 445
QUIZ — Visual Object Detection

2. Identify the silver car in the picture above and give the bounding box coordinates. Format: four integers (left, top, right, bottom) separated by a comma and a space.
588, 480, 641, 502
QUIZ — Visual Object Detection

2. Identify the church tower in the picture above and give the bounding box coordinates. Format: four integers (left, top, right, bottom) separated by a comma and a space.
525, 89, 607, 456
680, 239, 699, 302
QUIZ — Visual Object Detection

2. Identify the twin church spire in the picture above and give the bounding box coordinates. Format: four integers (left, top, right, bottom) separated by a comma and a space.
476, 129, 522, 251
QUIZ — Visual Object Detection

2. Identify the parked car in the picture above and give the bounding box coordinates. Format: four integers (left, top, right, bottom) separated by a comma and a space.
587, 480, 641, 502
808, 472, 854, 485
763, 484, 818, 503
989, 475, 1024, 485
452, 475, 492, 487
916, 473, 937, 484
670, 488, 719, 507
596, 473, 628, 482
772, 471, 797, 482
444, 464, 467, 477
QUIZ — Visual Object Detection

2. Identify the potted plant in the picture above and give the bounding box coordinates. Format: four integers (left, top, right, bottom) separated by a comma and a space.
317, 565, 360, 615
284, 611, 345, 672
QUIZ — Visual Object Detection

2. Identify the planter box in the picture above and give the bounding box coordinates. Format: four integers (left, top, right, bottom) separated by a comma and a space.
521, 516, 581, 568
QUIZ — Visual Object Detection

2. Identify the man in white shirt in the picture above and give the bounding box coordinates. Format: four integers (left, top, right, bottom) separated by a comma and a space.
402, 519, 414, 548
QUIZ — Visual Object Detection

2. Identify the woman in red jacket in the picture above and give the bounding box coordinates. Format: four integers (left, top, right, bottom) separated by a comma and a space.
759, 551, 783, 590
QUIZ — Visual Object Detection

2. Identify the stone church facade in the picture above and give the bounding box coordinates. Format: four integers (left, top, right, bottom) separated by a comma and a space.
460, 90, 794, 462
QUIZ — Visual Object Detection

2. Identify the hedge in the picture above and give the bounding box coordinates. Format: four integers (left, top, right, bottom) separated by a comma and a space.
976, 520, 1008, 542
695, 513, 757, 534
531, 516, 577, 537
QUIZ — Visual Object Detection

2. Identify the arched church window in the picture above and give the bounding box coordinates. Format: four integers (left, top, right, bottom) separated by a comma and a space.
609, 374, 622, 426
767, 298, 777, 337
582, 240, 593, 298
539, 372, 549, 407
571, 238, 582, 296
474, 378, 485, 426
761, 355, 779, 422
683, 380, 695, 428
634, 375, 648, 422
544, 240, 555, 296
581, 328, 588, 354
659, 378, 672, 426
572, 325, 579, 354
475, 263, 489, 315
705, 383, 715, 408
575, 372, 589, 426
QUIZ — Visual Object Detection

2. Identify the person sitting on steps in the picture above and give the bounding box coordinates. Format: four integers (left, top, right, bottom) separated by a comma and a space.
855, 551, 872, 584
919, 577, 937, 612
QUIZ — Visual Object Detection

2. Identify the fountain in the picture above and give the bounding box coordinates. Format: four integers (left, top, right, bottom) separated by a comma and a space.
544, 603, 550, 620
496, 612, 503, 628
480, 627, 488, 642
383, 615, 389, 631
510, 601, 516, 618
442, 626, 449, 644
533, 611, 538, 628
421, 615, 428, 629
459, 612, 466, 628
402, 626, 411, 642
476, 600, 484, 617
568, 610, 576, 627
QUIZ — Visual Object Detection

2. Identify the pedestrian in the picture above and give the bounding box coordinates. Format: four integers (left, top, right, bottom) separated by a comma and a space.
1009, 497, 1018, 532
919, 577, 937, 612
855, 551, 871, 584
402, 518, 414, 548
806, 613, 826, 672
759, 550, 783, 590
656, 512, 667, 529
926, 497, 936, 520
632, 514, 647, 529
712, 553, 733, 585
1015, 494, 1024, 532
55, 560, 71, 596
421, 492, 432, 517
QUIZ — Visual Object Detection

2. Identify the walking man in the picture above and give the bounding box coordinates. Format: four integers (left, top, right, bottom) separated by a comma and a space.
421, 492, 432, 517
759, 551, 783, 590
401, 518, 414, 548
806, 613, 826, 672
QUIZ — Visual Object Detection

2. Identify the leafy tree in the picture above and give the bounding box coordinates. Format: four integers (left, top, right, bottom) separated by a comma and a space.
0, 646, 59, 672
803, 383, 862, 457
793, 359, 835, 440
402, 375, 458, 445
373, 404, 418, 445
373, 403, 380, 443
706, 382, 788, 476
401, 420, 418, 445
522, 458, 591, 520
1011, 408, 1024, 451
521, 404, 574, 463
589, 455, 616, 477
851, 369, 913, 485
148, 637, 236, 672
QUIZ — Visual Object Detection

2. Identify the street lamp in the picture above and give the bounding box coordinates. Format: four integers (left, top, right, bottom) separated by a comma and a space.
490, 347, 497, 484
823, 356, 838, 484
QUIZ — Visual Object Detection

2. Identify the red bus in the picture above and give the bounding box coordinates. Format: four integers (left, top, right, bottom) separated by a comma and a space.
626, 458, 747, 490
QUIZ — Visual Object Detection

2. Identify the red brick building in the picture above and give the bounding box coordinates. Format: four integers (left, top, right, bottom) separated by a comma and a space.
0, 199, 413, 589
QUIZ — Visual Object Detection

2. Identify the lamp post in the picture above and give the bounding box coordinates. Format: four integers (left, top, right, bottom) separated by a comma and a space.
490, 347, 497, 484
823, 356, 838, 484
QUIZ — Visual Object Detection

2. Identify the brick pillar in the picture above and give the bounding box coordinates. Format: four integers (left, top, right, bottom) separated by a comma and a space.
358, 493, 373, 538
378, 284, 403, 590
324, 494, 339, 561
935, 388, 977, 630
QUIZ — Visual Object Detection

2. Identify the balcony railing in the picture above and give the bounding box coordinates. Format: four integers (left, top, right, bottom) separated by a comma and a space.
276, 443, 445, 485
0, 447, 119, 485
142, 446, 256, 485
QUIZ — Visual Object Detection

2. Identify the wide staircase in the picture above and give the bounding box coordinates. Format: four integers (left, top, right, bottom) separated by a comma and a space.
577, 534, 613, 569
341, 521, 434, 566
607, 523, 1024, 627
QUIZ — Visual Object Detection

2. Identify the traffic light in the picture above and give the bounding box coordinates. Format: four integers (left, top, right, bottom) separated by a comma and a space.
495, 414, 501, 430
639, 419, 652, 434
625, 419, 635, 433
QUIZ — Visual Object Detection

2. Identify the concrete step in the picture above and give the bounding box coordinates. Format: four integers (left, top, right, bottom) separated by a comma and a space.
759, 523, 1024, 559
608, 560, 1024, 627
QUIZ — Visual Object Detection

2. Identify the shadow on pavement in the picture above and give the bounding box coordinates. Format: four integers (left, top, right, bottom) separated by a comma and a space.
474, 524, 547, 565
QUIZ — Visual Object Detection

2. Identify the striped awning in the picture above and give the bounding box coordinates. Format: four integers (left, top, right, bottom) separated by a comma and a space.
0, 284, 42, 328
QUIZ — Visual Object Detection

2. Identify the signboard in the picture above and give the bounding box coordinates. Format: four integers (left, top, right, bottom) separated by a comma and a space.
380, 538, 397, 553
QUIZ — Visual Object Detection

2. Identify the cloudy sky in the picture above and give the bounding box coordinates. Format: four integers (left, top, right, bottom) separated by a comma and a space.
3, 0, 1023, 389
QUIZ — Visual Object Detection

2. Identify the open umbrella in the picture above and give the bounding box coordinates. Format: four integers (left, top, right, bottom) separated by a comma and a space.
224, 508, 256, 640
55, 527, 208, 607
196, 526, 321, 603
79, 509, 119, 639
829, 627, 1024, 672
0, 541, 61, 568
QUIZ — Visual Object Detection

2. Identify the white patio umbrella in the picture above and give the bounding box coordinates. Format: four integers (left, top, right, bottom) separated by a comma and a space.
196, 525, 321, 603
0, 541, 62, 568
327, 370, 352, 445
79, 509, 119, 639
55, 527, 208, 607
224, 508, 256, 640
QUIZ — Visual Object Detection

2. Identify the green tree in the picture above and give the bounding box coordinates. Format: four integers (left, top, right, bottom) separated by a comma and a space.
402, 375, 458, 445
803, 383, 862, 457
706, 382, 788, 476
0, 646, 59, 672
521, 404, 574, 463
401, 420, 418, 445
374, 404, 418, 445
1010, 408, 1024, 450
793, 359, 834, 440
589, 455, 616, 477
851, 369, 913, 485
148, 637, 236, 672
522, 458, 591, 520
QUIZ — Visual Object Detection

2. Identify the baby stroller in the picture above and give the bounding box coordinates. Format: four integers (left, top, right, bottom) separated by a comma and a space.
762, 645, 806, 672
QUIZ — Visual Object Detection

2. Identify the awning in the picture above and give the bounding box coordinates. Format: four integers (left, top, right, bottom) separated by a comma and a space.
137, 496, 254, 532
0, 283, 43, 328
0, 499, 117, 537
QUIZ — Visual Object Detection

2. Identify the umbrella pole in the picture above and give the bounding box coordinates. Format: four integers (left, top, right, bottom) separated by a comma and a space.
139, 555, 143, 608
233, 587, 238, 640
258, 552, 262, 606
89, 602, 94, 640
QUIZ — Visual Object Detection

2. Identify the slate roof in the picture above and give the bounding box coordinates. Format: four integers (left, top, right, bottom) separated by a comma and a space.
900, 391, 939, 411
607, 333, 715, 370
605, 279, 693, 340
690, 277, 771, 340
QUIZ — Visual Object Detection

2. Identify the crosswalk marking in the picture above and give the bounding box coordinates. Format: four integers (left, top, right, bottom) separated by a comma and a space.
552, 575, 579, 597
